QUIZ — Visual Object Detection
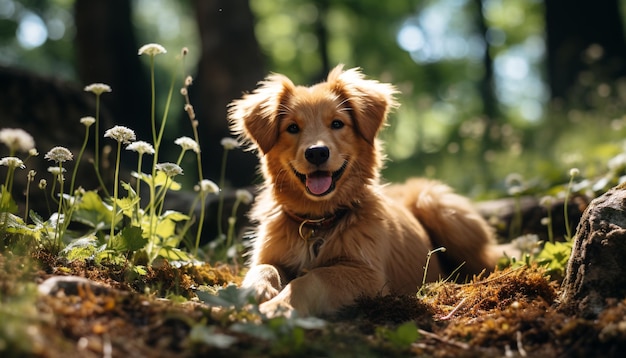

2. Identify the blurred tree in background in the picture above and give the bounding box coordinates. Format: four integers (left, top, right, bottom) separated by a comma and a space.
1, 0, 625, 197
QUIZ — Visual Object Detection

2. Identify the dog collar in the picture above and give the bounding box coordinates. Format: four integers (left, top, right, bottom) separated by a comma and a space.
285, 208, 348, 229
284, 208, 348, 261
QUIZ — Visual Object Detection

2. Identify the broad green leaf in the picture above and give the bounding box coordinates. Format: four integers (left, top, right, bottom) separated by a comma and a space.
161, 210, 189, 222
115, 196, 139, 218
157, 246, 192, 262
61, 236, 99, 261
188, 325, 237, 349
152, 171, 181, 191
0, 186, 19, 213
195, 284, 256, 310
72, 191, 113, 229
155, 217, 177, 239
377, 321, 420, 349
110, 226, 147, 252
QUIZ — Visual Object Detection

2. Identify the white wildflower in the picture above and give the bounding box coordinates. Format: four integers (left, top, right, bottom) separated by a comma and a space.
84, 83, 112, 95
47, 166, 66, 181
156, 162, 183, 177
104, 126, 136, 144
235, 189, 253, 205
47, 167, 66, 175
126, 141, 155, 155
175, 136, 200, 154
138, 43, 167, 56
0, 156, 25, 169
44, 146, 73, 163
539, 196, 553, 208
195, 179, 219, 194
80, 116, 96, 127
220, 137, 240, 150
569, 168, 580, 177
28, 148, 38, 157
511, 234, 540, 254
0, 128, 35, 153
38, 179, 47, 190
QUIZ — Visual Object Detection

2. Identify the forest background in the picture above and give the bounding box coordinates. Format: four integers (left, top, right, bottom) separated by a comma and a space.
1, 0, 625, 199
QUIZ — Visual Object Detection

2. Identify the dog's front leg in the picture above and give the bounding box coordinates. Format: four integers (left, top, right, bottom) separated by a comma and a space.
259, 264, 385, 317
242, 264, 286, 303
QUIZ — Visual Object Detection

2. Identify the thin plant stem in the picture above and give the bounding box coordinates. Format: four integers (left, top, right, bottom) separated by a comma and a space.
547, 206, 554, 244
193, 159, 206, 256
216, 148, 230, 239
148, 54, 158, 250
24, 171, 35, 224
150, 56, 157, 146
2, 166, 15, 206
226, 198, 242, 250
176, 149, 186, 166
564, 174, 576, 240
422, 247, 447, 288
70, 124, 91, 196
92, 94, 110, 198
183, 86, 207, 255
53, 163, 65, 252
156, 68, 178, 148
134, 153, 144, 224
109, 141, 122, 243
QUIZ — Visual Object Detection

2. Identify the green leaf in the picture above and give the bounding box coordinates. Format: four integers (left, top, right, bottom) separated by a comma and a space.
150, 211, 190, 247
160, 210, 189, 222
153, 171, 181, 191
157, 246, 192, 262
537, 241, 573, 273
188, 325, 237, 349
132, 265, 147, 276
110, 226, 147, 252
61, 236, 99, 261
0, 186, 19, 213
377, 321, 420, 349
72, 191, 113, 229
196, 284, 256, 310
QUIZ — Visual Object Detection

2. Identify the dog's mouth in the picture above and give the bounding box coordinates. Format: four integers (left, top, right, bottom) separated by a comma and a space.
293, 161, 348, 197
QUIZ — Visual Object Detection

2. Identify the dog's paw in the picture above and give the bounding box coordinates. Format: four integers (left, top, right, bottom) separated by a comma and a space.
242, 264, 283, 303
259, 299, 295, 318
253, 282, 281, 303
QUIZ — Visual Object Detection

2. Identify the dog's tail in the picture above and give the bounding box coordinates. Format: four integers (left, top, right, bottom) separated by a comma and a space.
385, 178, 501, 278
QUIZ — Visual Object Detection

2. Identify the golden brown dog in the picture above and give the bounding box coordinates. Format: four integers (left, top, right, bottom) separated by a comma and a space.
228, 65, 499, 317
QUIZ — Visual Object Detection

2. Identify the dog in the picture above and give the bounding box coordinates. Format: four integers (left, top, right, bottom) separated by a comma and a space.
228, 65, 500, 317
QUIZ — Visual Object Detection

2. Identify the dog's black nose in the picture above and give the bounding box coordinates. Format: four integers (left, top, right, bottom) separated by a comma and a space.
305, 145, 330, 165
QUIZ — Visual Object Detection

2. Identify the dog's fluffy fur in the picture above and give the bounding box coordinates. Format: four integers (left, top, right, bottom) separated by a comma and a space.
228, 65, 499, 317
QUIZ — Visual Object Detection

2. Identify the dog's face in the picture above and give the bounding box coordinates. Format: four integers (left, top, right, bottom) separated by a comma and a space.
229, 65, 397, 212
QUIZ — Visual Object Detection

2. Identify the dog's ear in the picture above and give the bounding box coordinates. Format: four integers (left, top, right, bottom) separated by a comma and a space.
327, 65, 399, 144
228, 74, 295, 154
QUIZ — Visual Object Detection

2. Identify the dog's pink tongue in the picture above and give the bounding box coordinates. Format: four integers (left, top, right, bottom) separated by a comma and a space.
306, 174, 332, 195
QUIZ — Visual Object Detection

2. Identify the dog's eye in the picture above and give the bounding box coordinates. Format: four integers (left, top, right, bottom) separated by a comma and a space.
286, 124, 300, 134
331, 120, 344, 129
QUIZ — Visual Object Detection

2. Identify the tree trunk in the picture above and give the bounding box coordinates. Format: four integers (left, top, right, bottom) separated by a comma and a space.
545, 0, 626, 102
191, 0, 265, 187
74, 0, 151, 172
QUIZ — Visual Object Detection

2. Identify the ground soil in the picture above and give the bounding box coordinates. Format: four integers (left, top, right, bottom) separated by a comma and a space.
1, 248, 625, 357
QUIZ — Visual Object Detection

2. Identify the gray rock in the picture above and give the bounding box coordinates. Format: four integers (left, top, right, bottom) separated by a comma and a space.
560, 183, 626, 318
